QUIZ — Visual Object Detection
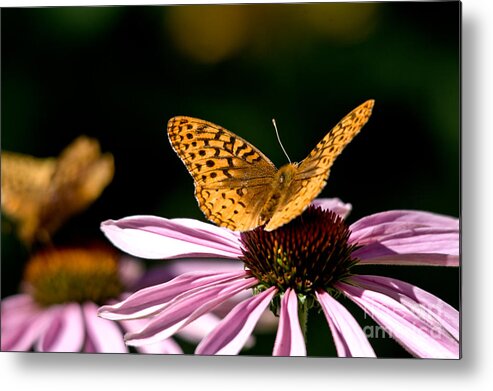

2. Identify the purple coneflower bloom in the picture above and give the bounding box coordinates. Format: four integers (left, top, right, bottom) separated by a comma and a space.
1, 245, 223, 353
98, 198, 460, 358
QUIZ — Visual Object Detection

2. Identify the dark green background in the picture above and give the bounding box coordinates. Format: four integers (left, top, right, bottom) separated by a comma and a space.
1, 2, 460, 357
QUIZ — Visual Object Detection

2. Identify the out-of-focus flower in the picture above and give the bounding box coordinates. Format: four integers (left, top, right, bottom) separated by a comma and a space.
98, 198, 460, 358
1, 136, 114, 244
0, 245, 226, 353
165, 4, 380, 64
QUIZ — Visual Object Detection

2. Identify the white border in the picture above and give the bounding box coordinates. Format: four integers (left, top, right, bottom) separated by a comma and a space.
1, 0, 492, 389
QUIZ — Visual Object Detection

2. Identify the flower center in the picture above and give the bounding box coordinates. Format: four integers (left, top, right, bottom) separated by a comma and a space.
240, 206, 358, 297
24, 246, 124, 306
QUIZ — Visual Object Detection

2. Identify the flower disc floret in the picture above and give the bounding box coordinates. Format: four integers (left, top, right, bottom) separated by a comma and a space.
240, 206, 359, 296
25, 247, 124, 306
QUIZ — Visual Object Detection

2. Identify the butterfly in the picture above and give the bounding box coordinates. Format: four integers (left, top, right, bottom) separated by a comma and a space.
1, 136, 114, 244
167, 99, 374, 232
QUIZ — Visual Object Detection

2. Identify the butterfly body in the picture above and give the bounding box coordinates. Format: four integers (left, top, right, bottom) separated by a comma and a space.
167, 99, 374, 232
259, 163, 298, 224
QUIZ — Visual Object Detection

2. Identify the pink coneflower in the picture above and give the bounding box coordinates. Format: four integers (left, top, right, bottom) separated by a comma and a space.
98, 198, 460, 358
0, 245, 224, 353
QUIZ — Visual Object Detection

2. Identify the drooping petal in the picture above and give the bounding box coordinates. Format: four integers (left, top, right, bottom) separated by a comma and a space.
1, 296, 51, 351
350, 275, 459, 341
311, 198, 352, 218
337, 282, 460, 359
120, 318, 184, 354
316, 290, 376, 357
273, 288, 306, 356
135, 336, 184, 354
349, 210, 459, 267
162, 259, 245, 275
82, 302, 127, 353
101, 216, 243, 260
195, 287, 276, 355
37, 303, 85, 352
1, 294, 40, 329
129, 259, 244, 292
124, 277, 257, 346
177, 312, 223, 343
356, 253, 459, 267
98, 270, 249, 320
1, 294, 35, 314
350, 210, 459, 233
352, 226, 459, 255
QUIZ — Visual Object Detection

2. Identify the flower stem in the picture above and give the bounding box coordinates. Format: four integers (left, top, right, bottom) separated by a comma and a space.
298, 295, 309, 342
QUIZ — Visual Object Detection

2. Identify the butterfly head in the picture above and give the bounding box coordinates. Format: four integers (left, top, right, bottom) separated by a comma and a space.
276, 163, 298, 185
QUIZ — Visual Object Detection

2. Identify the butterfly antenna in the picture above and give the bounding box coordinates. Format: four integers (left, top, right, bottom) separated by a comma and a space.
272, 118, 292, 164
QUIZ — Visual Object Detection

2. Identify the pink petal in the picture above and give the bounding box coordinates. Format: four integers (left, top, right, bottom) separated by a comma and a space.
124, 277, 257, 346
273, 288, 306, 356
136, 337, 184, 354
177, 313, 223, 343
195, 287, 276, 355
316, 290, 376, 357
101, 216, 243, 260
164, 259, 245, 275
1, 299, 51, 351
352, 227, 458, 257
184, 284, 277, 337
99, 270, 250, 320
356, 253, 459, 267
120, 318, 184, 354
350, 210, 458, 234
82, 302, 127, 353
337, 282, 459, 358
311, 198, 352, 218
182, 313, 255, 349
130, 260, 244, 292
350, 275, 459, 341
349, 211, 459, 266
1, 294, 40, 329
118, 256, 146, 289
1, 294, 35, 313
37, 303, 85, 352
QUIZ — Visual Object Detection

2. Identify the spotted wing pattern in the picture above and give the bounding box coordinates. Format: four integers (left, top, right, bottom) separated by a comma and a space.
264, 100, 375, 231
167, 117, 278, 231
168, 100, 374, 232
